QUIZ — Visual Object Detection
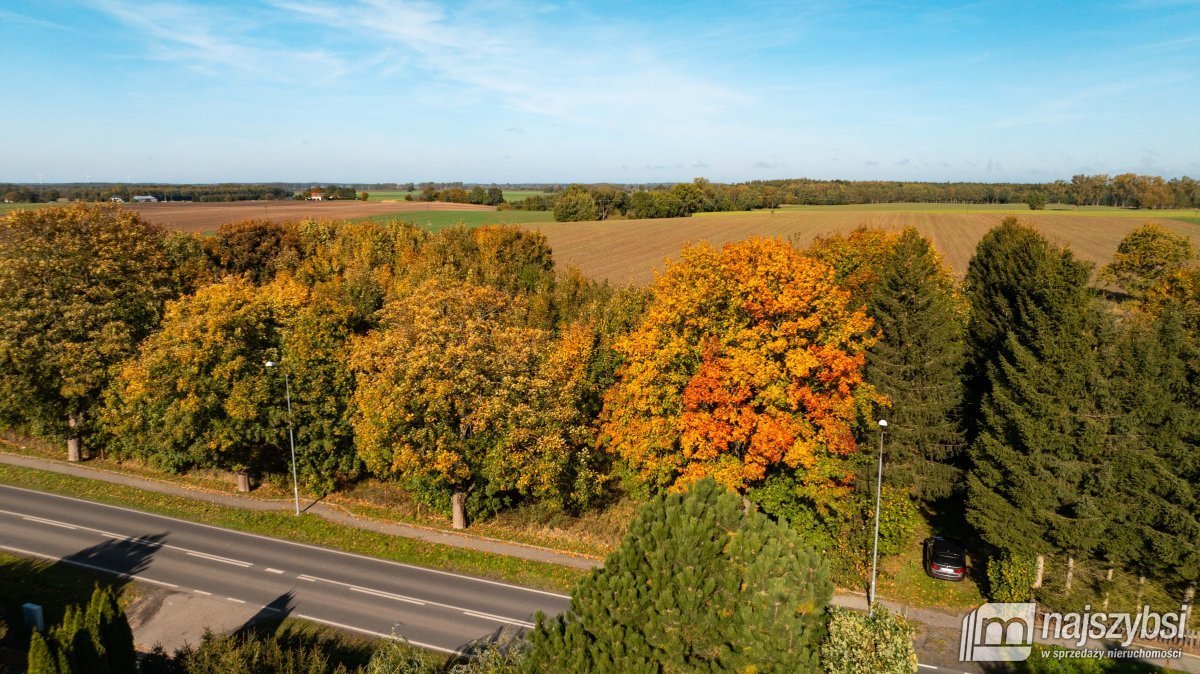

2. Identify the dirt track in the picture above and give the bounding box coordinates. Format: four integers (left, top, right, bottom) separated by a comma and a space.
129, 200, 495, 233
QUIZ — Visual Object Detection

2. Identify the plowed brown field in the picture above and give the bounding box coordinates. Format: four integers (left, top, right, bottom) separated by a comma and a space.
529, 211, 1200, 285
130, 200, 495, 233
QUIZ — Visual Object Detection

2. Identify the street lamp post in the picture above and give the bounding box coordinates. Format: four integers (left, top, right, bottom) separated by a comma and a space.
265, 361, 301, 516
869, 418, 888, 616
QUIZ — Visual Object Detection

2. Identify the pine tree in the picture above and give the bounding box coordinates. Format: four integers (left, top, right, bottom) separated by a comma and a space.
522, 479, 832, 673
865, 229, 967, 501
965, 220, 1116, 585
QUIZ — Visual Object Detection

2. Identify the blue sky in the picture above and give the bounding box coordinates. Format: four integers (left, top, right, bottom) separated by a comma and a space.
2, 1, 1199, 183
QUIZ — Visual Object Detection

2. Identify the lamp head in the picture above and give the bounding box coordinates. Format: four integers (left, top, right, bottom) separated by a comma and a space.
878, 419, 888, 427
264, 361, 275, 367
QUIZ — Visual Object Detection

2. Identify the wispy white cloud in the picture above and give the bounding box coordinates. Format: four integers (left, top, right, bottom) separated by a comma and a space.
271, 0, 751, 124
0, 8, 72, 31
84, 0, 351, 82
995, 73, 1193, 128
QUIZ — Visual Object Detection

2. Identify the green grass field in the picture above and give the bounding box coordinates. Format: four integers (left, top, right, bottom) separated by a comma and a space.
366, 190, 553, 203
356, 209, 555, 232
0, 203, 56, 216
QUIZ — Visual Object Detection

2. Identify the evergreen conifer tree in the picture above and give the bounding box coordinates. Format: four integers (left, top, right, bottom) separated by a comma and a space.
965, 220, 1116, 586
522, 479, 832, 673
1104, 306, 1200, 590
86, 585, 138, 674
27, 631, 66, 674
865, 229, 967, 501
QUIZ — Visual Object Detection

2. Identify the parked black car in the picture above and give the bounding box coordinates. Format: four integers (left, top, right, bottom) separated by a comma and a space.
923, 536, 967, 581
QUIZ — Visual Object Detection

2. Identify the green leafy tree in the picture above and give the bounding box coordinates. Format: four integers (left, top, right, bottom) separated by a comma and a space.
1102, 223, 1194, 299
552, 187, 599, 222
865, 229, 967, 501
1025, 191, 1047, 210
522, 479, 833, 673
0, 203, 176, 461
821, 605, 917, 674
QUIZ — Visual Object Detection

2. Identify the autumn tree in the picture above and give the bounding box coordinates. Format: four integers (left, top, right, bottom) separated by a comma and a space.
865, 229, 967, 501
803, 227, 899, 306
350, 279, 548, 528
601, 238, 877, 507
523, 479, 832, 673
1102, 223, 1194, 299
205, 219, 303, 283
0, 204, 176, 461
102, 275, 359, 490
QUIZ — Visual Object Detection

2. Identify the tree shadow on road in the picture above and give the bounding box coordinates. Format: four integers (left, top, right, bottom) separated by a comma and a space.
0, 532, 168, 652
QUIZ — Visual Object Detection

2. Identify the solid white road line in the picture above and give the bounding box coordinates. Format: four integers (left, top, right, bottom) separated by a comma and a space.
0, 484, 571, 599
186, 550, 252, 567
461, 610, 535, 629
295, 613, 462, 656
296, 573, 533, 626
22, 515, 76, 530
0, 506, 255, 569
349, 585, 426, 606
0, 543, 179, 589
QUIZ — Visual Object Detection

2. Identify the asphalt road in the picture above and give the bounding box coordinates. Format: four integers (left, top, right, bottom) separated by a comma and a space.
0, 483, 569, 654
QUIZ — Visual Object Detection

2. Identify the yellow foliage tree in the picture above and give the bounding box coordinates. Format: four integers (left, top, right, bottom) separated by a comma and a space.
350, 279, 548, 528
601, 237, 878, 507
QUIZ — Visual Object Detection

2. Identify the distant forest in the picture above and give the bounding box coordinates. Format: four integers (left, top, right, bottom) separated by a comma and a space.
3, 174, 1198, 212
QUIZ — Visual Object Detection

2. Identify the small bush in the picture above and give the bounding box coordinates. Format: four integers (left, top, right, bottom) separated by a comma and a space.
821, 605, 917, 674
988, 552, 1037, 602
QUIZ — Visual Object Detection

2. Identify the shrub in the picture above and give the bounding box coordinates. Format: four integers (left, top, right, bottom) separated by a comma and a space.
988, 552, 1038, 602
821, 605, 917, 674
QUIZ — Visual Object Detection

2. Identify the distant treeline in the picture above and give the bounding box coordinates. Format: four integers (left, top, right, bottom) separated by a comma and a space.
508, 174, 1200, 221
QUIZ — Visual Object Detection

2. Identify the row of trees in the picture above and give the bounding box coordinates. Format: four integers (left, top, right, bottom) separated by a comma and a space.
1, 184, 295, 204
515, 174, 1200, 221
2, 204, 1197, 605
964, 221, 1200, 605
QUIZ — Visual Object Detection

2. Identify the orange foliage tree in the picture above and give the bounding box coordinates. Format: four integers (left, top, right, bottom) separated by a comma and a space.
600, 237, 878, 506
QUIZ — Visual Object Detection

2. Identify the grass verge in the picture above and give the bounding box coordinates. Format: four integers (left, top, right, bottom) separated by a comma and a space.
0, 463, 585, 594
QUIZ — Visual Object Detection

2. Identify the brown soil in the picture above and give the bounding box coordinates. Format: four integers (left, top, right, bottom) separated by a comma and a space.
529, 211, 1200, 285
130, 200, 495, 233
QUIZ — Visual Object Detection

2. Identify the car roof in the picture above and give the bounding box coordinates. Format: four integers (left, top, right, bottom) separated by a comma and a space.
930, 537, 965, 555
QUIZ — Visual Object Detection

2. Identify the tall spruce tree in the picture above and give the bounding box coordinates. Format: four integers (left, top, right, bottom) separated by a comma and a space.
865, 229, 967, 501
85, 585, 138, 674
1104, 306, 1200, 593
965, 220, 1116, 590
522, 479, 832, 673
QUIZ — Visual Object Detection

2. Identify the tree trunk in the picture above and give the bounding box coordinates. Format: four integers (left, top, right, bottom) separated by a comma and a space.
451, 491, 467, 530
1184, 583, 1195, 606
1034, 555, 1045, 589
66, 414, 81, 463
1137, 575, 1146, 607
742, 495, 752, 513
1065, 555, 1075, 593
1103, 568, 1114, 610
236, 473, 251, 492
